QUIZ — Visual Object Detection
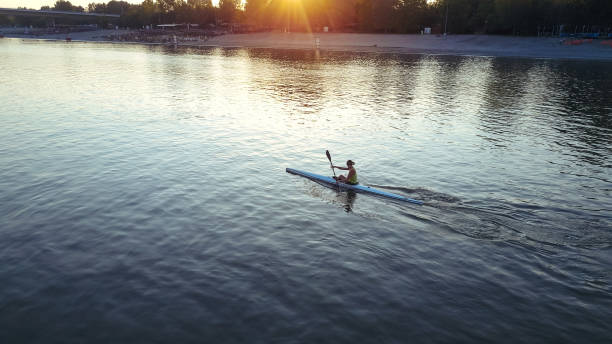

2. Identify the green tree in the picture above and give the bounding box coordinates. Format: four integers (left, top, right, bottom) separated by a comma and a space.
17, 0, 612, 35
105, 1, 131, 15
355, 0, 373, 31
88, 3, 105, 13
188, 0, 213, 8
395, 0, 430, 33
372, 0, 397, 32
245, 0, 267, 26
219, 0, 241, 23
53, 0, 84, 12
141, 0, 160, 25
158, 0, 177, 14
175, 0, 192, 22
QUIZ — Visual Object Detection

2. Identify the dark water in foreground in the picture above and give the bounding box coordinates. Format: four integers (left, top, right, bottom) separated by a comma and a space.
0, 39, 611, 343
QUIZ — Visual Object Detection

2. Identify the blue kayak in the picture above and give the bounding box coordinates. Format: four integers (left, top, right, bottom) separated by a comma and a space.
286, 168, 424, 205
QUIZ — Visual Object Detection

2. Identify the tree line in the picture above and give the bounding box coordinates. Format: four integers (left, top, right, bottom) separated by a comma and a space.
2, 0, 611, 36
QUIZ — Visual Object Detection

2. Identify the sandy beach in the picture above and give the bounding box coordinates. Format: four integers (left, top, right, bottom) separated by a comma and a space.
205, 32, 612, 60
2, 28, 611, 60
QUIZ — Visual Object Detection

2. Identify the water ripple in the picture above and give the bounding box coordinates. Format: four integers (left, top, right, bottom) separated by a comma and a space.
1, 39, 611, 343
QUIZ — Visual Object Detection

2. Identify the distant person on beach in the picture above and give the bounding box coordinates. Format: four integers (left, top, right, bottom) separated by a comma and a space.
333, 160, 358, 184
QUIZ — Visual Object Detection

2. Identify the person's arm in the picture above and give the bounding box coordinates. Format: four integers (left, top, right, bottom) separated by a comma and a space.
333, 165, 349, 170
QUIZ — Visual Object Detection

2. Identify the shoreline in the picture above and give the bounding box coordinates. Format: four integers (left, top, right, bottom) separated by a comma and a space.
2, 29, 612, 61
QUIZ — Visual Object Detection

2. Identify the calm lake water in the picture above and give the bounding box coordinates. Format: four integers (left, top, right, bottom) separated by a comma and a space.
1, 38, 611, 343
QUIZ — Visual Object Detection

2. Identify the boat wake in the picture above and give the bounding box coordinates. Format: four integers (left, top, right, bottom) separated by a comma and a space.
388, 188, 612, 253
294, 173, 611, 252
356, 182, 611, 253
368, 185, 460, 204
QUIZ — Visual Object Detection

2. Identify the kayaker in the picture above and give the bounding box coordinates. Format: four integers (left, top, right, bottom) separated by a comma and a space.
333, 160, 358, 184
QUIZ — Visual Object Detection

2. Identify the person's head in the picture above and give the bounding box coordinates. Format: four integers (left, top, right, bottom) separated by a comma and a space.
346, 160, 355, 167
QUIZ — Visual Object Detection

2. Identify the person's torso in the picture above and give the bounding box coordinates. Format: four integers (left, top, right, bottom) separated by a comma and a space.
348, 168, 358, 184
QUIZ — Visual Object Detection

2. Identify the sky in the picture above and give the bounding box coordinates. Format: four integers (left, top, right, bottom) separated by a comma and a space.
0, 1, 223, 9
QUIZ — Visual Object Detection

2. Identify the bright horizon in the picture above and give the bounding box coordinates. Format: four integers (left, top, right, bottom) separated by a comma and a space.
0, 0, 224, 10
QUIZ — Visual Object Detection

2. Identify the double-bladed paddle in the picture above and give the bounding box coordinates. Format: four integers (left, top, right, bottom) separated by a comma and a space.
326, 150, 341, 191
326, 150, 336, 179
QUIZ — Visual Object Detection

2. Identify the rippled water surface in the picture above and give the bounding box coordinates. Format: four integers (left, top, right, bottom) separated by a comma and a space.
1, 39, 611, 343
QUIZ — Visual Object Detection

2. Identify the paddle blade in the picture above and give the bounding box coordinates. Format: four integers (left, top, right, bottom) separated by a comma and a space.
326, 150, 332, 162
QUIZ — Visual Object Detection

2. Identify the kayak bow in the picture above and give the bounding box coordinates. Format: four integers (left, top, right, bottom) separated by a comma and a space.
286, 168, 423, 205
